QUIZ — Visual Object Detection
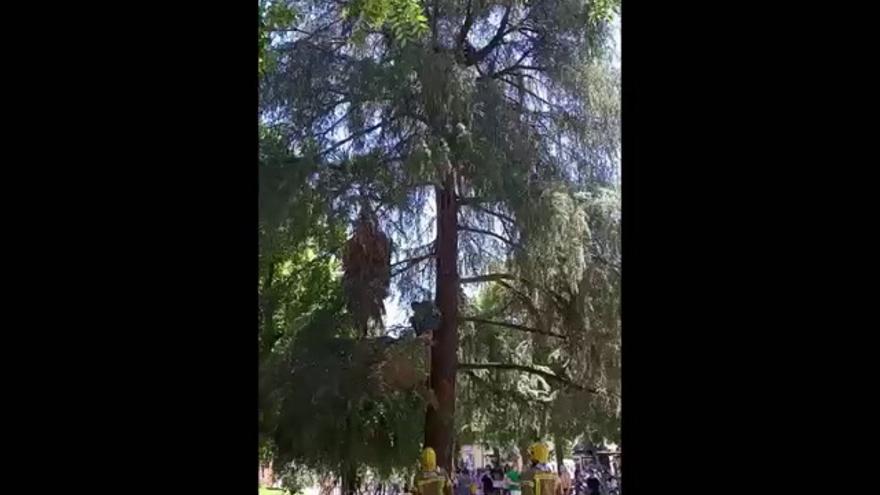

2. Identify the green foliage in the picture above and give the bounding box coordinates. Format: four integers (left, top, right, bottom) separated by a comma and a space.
259, 0, 621, 477
259, 1, 298, 77
346, 0, 429, 46
456, 185, 621, 452
261, 315, 429, 483
259, 124, 347, 359
587, 0, 620, 24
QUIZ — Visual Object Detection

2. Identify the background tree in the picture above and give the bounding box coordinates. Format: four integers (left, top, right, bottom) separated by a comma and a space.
260, 125, 431, 493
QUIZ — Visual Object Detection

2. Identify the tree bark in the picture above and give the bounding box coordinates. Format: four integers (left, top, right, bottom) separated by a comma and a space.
424, 172, 459, 472
342, 462, 357, 495
554, 433, 565, 475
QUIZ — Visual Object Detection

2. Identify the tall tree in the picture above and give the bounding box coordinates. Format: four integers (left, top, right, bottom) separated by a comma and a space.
261, 0, 620, 471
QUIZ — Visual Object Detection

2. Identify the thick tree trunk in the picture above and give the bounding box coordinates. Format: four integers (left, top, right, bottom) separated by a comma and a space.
342, 411, 358, 495
342, 463, 358, 495
554, 434, 565, 475
424, 172, 459, 472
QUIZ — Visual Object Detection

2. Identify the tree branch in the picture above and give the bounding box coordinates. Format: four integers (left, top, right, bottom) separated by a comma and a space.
462, 202, 517, 225
467, 1, 513, 66
460, 316, 567, 339
460, 273, 515, 284
460, 272, 570, 311
464, 370, 552, 405
317, 120, 387, 157
491, 65, 548, 81
457, 196, 499, 206
490, 48, 535, 79
497, 76, 556, 109
458, 363, 605, 396
431, 0, 440, 48
591, 252, 621, 273
457, 0, 474, 51
495, 279, 543, 323
458, 225, 517, 247
390, 252, 435, 277
391, 252, 435, 268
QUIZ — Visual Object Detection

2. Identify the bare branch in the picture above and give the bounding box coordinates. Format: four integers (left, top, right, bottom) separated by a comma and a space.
458, 225, 517, 247
457, 196, 497, 206
431, 0, 440, 48
391, 252, 434, 268
467, 1, 513, 66
390, 252, 435, 277
489, 48, 535, 79
460, 273, 516, 284
462, 202, 517, 225
497, 76, 556, 109
457, 0, 474, 51
460, 316, 567, 339
318, 120, 387, 157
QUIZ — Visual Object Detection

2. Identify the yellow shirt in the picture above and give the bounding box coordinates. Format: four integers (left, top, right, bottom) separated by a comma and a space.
414, 469, 452, 495
520, 467, 559, 495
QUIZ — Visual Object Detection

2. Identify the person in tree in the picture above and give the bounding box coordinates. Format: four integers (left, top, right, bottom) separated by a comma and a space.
414, 448, 453, 495
520, 443, 562, 495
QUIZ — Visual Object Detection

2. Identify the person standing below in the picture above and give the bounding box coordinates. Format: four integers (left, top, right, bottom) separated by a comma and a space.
413, 448, 453, 495
481, 469, 494, 495
558, 467, 572, 495
456, 469, 472, 495
520, 443, 562, 495
505, 465, 521, 495
584, 475, 600, 495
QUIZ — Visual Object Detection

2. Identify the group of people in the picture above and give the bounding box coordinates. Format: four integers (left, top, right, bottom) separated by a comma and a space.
411, 443, 570, 495
452, 463, 520, 495
572, 453, 620, 495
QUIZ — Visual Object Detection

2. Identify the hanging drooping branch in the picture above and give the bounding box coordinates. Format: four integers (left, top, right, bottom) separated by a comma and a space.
460, 316, 567, 339
591, 252, 621, 273
495, 279, 543, 322
464, 370, 552, 405
457, 225, 518, 247
459, 272, 568, 310
458, 363, 610, 397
